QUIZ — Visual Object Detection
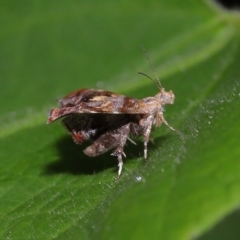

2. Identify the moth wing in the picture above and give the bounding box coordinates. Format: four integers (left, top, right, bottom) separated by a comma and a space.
60, 88, 141, 113
47, 89, 145, 123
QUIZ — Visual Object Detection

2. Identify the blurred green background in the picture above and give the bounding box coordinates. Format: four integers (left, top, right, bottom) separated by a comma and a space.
1, 0, 240, 239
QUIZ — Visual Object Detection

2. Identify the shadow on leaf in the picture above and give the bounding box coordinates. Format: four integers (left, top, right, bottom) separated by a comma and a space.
44, 134, 169, 176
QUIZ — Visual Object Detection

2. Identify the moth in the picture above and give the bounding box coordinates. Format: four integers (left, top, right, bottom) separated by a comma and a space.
47, 47, 177, 178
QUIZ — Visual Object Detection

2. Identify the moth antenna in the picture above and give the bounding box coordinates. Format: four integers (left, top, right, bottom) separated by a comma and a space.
138, 72, 159, 90
141, 45, 163, 90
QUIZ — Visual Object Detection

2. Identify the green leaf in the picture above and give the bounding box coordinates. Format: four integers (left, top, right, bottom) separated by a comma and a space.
1, 0, 240, 239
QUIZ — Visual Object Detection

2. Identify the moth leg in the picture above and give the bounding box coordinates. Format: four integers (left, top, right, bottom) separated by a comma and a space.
140, 115, 154, 159
84, 124, 130, 178
161, 114, 178, 132
68, 130, 87, 144
127, 137, 137, 145
163, 118, 178, 131
144, 141, 148, 160
111, 147, 125, 178
117, 155, 123, 178
111, 125, 130, 178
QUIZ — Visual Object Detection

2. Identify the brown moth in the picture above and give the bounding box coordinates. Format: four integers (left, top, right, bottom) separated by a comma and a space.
47, 47, 177, 178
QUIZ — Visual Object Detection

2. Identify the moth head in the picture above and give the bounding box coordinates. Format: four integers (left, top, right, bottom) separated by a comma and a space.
139, 46, 175, 105
157, 89, 175, 105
